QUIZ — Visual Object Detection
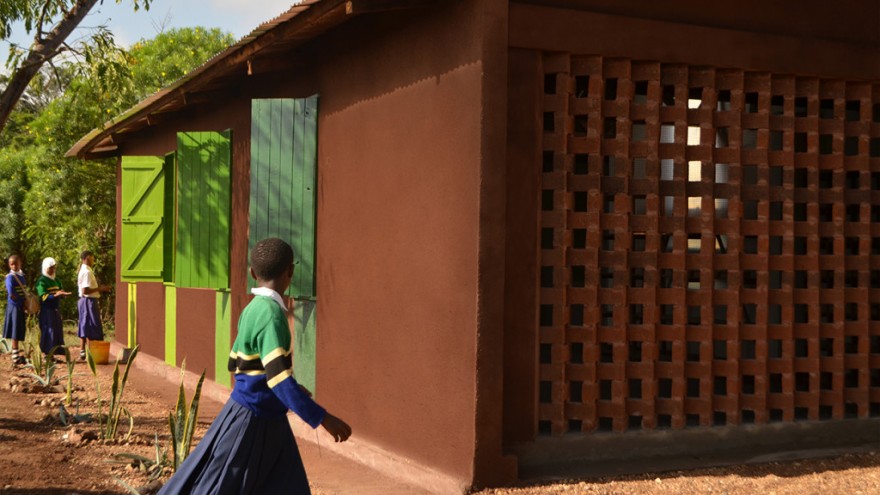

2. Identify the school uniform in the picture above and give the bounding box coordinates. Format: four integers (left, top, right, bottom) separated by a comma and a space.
77, 264, 103, 340
2, 271, 26, 341
36, 274, 65, 355
159, 288, 325, 495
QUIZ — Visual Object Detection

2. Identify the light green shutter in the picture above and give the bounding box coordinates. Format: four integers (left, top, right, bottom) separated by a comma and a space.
249, 97, 318, 298
121, 156, 166, 281
176, 130, 232, 289
215, 290, 232, 387
164, 285, 176, 367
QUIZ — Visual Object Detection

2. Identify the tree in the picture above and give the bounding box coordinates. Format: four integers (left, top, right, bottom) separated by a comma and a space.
3, 26, 232, 322
0, 0, 151, 136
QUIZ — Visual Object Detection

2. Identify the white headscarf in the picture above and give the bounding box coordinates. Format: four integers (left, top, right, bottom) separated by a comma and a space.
42, 257, 57, 279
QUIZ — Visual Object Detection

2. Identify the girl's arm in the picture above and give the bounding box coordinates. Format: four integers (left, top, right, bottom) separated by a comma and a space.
262, 349, 327, 428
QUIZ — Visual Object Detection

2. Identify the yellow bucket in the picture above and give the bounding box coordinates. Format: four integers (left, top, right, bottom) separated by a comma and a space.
89, 341, 110, 364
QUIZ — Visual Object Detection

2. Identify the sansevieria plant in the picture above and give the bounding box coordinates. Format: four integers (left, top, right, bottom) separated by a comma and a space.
169, 366, 205, 471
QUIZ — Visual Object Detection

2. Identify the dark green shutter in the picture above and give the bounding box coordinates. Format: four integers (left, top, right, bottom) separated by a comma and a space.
176, 130, 232, 289
249, 96, 318, 298
250, 97, 318, 393
163, 152, 176, 283
120, 155, 166, 281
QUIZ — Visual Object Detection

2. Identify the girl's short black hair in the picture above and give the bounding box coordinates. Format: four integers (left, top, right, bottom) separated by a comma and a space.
251, 238, 294, 281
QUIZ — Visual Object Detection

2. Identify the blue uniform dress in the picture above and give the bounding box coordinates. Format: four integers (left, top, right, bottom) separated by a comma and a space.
36, 275, 65, 355
76, 264, 103, 340
2, 273, 26, 341
159, 289, 326, 495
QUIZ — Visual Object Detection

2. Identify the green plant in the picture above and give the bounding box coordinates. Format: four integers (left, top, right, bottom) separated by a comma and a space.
109, 433, 170, 482
169, 368, 205, 471
23, 344, 62, 387
113, 478, 142, 495
58, 403, 93, 426
0, 338, 9, 353
61, 346, 76, 405
24, 360, 57, 387
87, 344, 139, 440
23, 342, 47, 376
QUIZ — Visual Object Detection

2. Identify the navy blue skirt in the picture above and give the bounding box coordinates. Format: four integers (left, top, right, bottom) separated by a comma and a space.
77, 298, 103, 340
2, 303, 25, 341
39, 307, 65, 354
158, 399, 311, 495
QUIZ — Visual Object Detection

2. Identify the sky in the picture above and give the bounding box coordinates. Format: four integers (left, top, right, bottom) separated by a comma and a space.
4, 0, 296, 50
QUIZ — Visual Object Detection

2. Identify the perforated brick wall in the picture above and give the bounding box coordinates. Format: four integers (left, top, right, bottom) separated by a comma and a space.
537, 53, 880, 435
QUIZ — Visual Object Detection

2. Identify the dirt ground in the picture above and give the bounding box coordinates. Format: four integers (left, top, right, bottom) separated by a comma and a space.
0, 337, 878, 495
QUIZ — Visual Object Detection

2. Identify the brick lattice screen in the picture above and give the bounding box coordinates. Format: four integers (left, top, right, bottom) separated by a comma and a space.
537, 53, 880, 435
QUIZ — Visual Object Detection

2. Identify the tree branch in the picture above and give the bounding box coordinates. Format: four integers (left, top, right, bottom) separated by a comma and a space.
0, 0, 101, 135
36, 0, 55, 42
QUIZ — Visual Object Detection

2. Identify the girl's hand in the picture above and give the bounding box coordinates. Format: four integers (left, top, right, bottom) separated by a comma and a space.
320, 413, 352, 443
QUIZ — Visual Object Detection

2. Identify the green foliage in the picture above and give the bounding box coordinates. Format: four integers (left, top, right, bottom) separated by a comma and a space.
86, 346, 138, 440
61, 346, 76, 405
1, 1, 152, 73
129, 27, 233, 95
105, 344, 138, 440
109, 433, 171, 483
169, 367, 205, 471
24, 343, 63, 387
22, 340, 46, 374
0, 146, 30, 256
0, 25, 232, 324
87, 343, 139, 440
59, 402, 93, 425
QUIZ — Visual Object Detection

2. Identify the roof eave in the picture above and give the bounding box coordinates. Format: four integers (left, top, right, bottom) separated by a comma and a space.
66, 0, 347, 159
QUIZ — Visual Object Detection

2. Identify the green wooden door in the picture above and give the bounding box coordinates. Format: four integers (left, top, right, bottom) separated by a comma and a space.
120, 155, 166, 281
176, 130, 232, 289
250, 96, 318, 392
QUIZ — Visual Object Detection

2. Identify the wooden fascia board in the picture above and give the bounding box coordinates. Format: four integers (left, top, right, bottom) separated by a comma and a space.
345, 0, 437, 15
82, 145, 119, 160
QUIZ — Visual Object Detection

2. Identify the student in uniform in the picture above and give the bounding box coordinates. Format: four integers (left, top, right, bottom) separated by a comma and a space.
158, 237, 351, 495
3, 254, 28, 365
36, 257, 71, 360
77, 250, 110, 360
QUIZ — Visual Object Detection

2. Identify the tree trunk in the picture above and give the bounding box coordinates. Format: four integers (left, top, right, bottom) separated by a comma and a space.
0, 0, 101, 136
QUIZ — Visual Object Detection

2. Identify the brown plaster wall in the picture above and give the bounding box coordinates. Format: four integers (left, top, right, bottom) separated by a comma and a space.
134, 282, 164, 358
302, 2, 495, 482
510, 1, 880, 80
112, 0, 513, 485
174, 288, 216, 379
503, 48, 542, 446
472, 0, 518, 487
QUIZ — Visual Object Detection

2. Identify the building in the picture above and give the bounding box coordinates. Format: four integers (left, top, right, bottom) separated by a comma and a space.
69, 0, 880, 491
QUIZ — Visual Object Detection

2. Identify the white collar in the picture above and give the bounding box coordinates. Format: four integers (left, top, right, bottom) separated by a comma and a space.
8, 270, 23, 277
251, 287, 287, 312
